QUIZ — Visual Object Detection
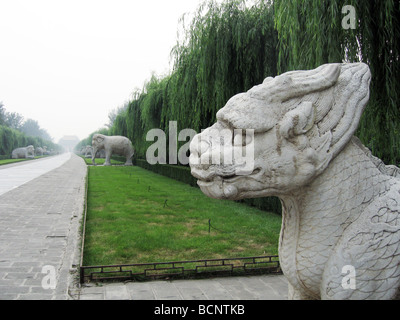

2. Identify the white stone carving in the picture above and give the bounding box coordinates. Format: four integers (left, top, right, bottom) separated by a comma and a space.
11, 145, 35, 159
81, 145, 94, 158
91, 134, 134, 166
189, 63, 400, 300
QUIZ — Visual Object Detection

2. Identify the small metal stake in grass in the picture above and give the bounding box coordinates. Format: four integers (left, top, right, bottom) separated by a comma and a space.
163, 199, 168, 208
208, 219, 211, 234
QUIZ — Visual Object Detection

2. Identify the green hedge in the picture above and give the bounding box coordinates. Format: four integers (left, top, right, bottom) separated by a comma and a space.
135, 159, 198, 187
0, 125, 60, 158
135, 158, 282, 215
239, 197, 282, 216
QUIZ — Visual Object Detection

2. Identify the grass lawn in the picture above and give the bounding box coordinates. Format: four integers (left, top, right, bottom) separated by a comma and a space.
82, 166, 282, 267
0, 158, 29, 165
81, 157, 125, 165
0, 156, 47, 166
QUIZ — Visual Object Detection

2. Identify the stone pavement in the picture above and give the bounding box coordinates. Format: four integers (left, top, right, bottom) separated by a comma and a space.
79, 274, 288, 300
0, 153, 87, 300
0, 153, 73, 196
0, 153, 288, 300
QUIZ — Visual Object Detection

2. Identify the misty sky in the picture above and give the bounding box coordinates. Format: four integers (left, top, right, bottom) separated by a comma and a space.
0, 0, 203, 143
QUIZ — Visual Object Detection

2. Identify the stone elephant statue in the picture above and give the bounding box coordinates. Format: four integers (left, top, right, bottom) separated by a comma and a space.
12, 145, 35, 159
35, 147, 44, 156
83, 145, 93, 158
91, 134, 134, 166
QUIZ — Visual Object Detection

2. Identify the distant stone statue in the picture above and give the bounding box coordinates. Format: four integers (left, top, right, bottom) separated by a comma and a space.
189, 63, 400, 300
12, 145, 35, 159
83, 145, 93, 158
91, 134, 134, 166
35, 147, 44, 156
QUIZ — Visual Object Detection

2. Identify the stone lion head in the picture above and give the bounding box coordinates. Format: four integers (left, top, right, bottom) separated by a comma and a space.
189, 63, 371, 200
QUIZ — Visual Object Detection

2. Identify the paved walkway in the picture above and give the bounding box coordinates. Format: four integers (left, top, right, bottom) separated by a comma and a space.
0, 153, 87, 299
0, 153, 73, 196
0, 154, 288, 300
79, 275, 288, 300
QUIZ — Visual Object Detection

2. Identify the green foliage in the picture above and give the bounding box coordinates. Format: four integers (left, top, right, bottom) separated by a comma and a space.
0, 103, 59, 155
0, 102, 5, 126
79, 0, 399, 221
80, 156, 125, 166
136, 159, 198, 187
4, 111, 24, 130
83, 166, 281, 266
166, 0, 277, 132
74, 127, 109, 152
274, 0, 400, 165
0, 158, 30, 164
108, 0, 277, 159
109, 110, 128, 137
0, 125, 60, 156
136, 158, 282, 214
20, 118, 52, 141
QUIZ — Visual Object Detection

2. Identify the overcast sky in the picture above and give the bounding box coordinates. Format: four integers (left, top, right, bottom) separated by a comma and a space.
0, 0, 204, 143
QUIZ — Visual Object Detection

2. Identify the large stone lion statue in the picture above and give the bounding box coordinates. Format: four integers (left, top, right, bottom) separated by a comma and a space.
189, 63, 400, 300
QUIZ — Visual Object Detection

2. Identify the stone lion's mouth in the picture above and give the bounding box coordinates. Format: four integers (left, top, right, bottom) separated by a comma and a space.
191, 167, 262, 199
193, 167, 262, 186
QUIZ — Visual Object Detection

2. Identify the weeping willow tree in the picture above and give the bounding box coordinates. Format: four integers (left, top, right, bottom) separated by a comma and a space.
110, 0, 278, 159
94, 0, 400, 166
104, 0, 282, 213
0, 125, 60, 156
165, 0, 277, 133
274, 0, 400, 165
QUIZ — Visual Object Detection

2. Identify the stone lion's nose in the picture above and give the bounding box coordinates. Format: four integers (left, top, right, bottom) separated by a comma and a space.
189, 133, 212, 169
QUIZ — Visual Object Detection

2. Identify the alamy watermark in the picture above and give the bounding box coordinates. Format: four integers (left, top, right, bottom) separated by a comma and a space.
41, 265, 57, 290
341, 265, 356, 290
342, 5, 356, 30
146, 121, 255, 175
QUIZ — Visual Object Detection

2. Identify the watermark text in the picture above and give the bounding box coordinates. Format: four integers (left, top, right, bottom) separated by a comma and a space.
342, 5, 356, 30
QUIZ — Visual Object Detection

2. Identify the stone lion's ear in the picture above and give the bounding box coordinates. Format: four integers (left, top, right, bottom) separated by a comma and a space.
279, 101, 315, 139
